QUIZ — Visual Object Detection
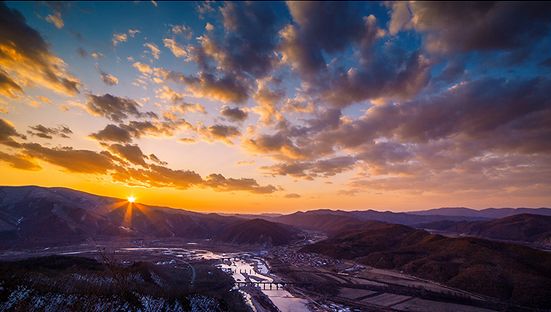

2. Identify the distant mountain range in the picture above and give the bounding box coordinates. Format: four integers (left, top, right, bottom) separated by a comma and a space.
407, 206, 551, 218
0, 186, 298, 248
215, 218, 300, 246
1, 185, 550, 249
417, 214, 551, 247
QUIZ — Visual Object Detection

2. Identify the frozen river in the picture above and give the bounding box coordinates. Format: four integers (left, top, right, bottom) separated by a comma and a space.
217, 257, 311, 312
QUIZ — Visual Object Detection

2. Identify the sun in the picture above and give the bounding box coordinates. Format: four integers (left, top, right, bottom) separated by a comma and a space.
127, 196, 136, 203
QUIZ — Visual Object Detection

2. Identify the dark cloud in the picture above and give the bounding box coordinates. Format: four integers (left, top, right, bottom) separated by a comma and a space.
107, 143, 148, 166
0, 3, 80, 96
168, 71, 249, 104
285, 193, 301, 199
0, 150, 40, 170
0, 118, 26, 147
220, 106, 248, 122
27, 124, 72, 139
321, 49, 432, 107
248, 74, 551, 191
0, 70, 23, 98
90, 118, 192, 143
22, 143, 116, 174
218, 2, 281, 77
245, 128, 306, 160
204, 173, 277, 194
89, 124, 132, 143
148, 153, 167, 165
77, 47, 87, 58
121, 119, 192, 138
279, 2, 429, 107
167, 2, 284, 105
3, 121, 278, 195
390, 2, 551, 54
541, 57, 551, 68
281, 2, 379, 79
199, 124, 241, 143
86, 94, 156, 122
264, 156, 357, 179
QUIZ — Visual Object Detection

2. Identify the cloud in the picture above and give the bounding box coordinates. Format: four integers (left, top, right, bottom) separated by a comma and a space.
89, 124, 132, 143
125, 119, 192, 137
90, 52, 103, 59
0, 3, 81, 96
285, 193, 301, 199
77, 47, 87, 58
132, 62, 153, 74
179, 137, 196, 144
155, 86, 206, 114
45, 11, 64, 29
112, 29, 140, 46
204, 173, 277, 194
128, 29, 140, 37
169, 71, 249, 104
148, 153, 167, 165
389, 2, 551, 54
237, 160, 255, 166
281, 2, 378, 79
0, 118, 25, 147
165, 2, 284, 105
86, 94, 156, 122
278, 2, 427, 107
215, 2, 281, 78
144, 42, 160, 59
90, 117, 192, 143
107, 143, 148, 166
253, 80, 284, 125
99, 70, 119, 86
112, 33, 127, 46
4, 121, 278, 195
264, 156, 357, 180
171, 25, 192, 39
321, 49, 432, 107
163, 38, 188, 58
0, 70, 23, 98
0, 150, 40, 170
22, 143, 116, 174
245, 128, 307, 160
27, 124, 72, 139
220, 106, 247, 122
199, 124, 240, 144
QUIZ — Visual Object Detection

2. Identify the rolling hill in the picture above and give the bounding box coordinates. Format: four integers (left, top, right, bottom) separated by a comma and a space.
418, 213, 551, 247
215, 218, 301, 246
302, 222, 551, 308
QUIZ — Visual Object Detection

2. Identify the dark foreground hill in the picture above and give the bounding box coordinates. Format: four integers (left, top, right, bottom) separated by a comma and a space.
303, 222, 551, 309
0, 255, 249, 311
215, 218, 301, 246
418, 214, 551, 247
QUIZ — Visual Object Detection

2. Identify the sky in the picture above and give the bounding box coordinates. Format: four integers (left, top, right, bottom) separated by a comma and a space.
0, 1, 550, 213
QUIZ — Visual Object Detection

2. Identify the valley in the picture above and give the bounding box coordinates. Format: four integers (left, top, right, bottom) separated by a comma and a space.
1, 186, 551, 311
